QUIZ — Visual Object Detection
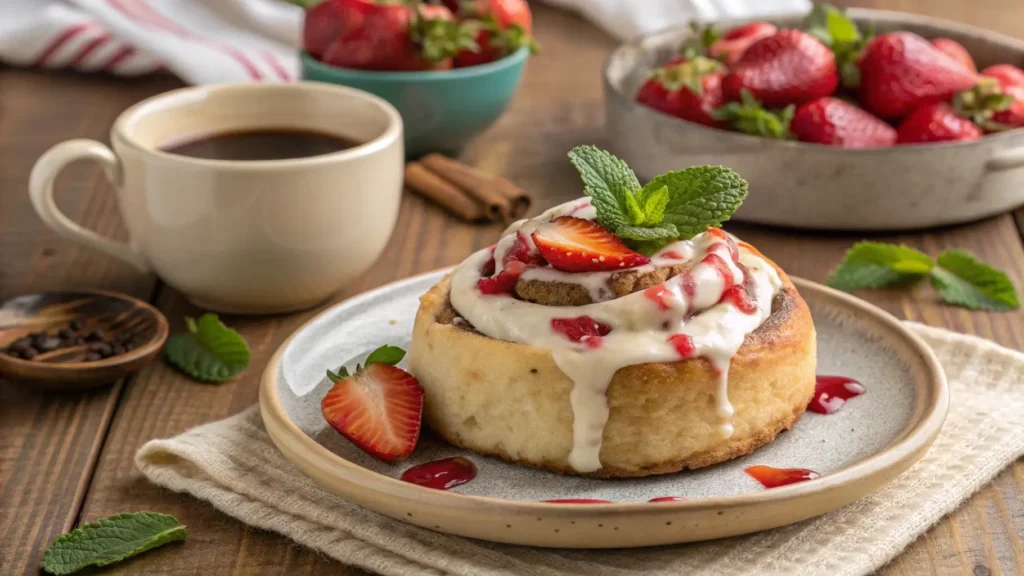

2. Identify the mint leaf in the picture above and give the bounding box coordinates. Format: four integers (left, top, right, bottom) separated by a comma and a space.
365, 344, 406, 366
40, 512, 186, 575
645, 166, 748, 239
615, 222, 679, 242
825, 242, 934, 291
624, 185, 670, 226
929, 251, 1020, 311
567, 146, 641, 232
164, 314, 251, 383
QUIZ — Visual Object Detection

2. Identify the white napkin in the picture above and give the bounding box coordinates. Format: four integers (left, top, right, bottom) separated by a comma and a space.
0, 0, 811, 84
135, 323, 1024, 576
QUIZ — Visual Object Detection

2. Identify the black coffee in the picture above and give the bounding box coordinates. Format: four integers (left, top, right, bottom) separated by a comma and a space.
162, 129, 360, 161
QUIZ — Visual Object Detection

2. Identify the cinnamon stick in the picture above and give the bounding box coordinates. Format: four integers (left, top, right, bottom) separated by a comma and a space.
404, 162, 485, 221
421, 154, 531, 222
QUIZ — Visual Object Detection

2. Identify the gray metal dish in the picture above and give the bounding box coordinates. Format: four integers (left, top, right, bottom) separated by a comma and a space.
603, 8, 1024, 231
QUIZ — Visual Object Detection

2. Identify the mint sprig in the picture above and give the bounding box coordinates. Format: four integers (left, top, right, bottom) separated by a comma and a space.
164, 313, 251, 383
40, 512, 186, 575
327, 344, 406, 383
825, 242, 1020, 311
566, 146, 747, 254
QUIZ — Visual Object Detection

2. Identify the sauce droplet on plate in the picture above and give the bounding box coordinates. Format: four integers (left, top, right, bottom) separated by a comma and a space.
401, 457, 477, 490
648, 496, 687, 502
809, 375, 865, 414
745, 465, 820, 488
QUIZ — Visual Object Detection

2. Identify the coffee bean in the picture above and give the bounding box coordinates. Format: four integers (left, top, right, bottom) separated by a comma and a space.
115, 332, 132, 344
37, 336, 61, 352
85, 352, 102, 362
12, 337, 32, 348
74, 336, 86, 345
57, 328, 74, 340
85, 330, 104, 342
70, 319, 84, 331
112, 344, 126, 356
21, 347, 38, 360
123, 342, 136, 351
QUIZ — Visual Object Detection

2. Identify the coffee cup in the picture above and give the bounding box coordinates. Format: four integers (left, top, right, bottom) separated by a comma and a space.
29, 82, 403, 314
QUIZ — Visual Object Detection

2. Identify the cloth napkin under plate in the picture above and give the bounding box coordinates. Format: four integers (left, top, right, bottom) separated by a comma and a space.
2, 0, 811, 84
136, 322, 1024, 576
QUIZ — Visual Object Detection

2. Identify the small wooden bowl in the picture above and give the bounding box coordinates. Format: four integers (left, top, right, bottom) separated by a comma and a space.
0, 291, 169, 390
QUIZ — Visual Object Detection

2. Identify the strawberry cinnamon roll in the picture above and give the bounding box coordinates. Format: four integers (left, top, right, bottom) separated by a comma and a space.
408, 148, 816, 478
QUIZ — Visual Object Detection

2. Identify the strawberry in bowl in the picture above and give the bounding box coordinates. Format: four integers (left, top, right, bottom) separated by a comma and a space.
298, 0, 539, 157
608, 5, 1024, 230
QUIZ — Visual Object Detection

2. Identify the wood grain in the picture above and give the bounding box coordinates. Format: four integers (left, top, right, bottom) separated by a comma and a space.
0, 70, 180, 574
2, 2, 1024, 575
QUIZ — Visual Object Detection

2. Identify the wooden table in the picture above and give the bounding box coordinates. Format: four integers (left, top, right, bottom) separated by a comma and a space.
2, 2, 1023, 575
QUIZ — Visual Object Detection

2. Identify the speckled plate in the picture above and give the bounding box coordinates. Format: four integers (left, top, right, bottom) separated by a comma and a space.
260, 269, 947, 548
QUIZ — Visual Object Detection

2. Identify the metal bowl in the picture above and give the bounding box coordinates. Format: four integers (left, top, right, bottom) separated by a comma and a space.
604, 8, 1024, 231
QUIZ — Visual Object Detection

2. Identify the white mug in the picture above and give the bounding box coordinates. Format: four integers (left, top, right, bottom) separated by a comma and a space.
30, 82, 404, 314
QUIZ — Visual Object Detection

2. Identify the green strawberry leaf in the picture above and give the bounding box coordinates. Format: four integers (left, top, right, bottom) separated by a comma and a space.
929, 251, 1020, 311
326, 366, 350, 383
644, 166, 748, 239
40, 512, 186, 575
282, 0, 323, 8
804, 4, 865, 88
679, 21, 719, 60
712, 90, 794, 139
411, 14, 479, 62
164, 314, 251, 383
567, 146, 641, 232
364, 344, 406, 366
824, 242, 934, 291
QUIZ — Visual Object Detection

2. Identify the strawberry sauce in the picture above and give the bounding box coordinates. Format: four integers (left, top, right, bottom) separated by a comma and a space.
809, 376, 866, 414
701, 253, 734, 286
668, 333, 695, 358
551, 316, 611, 348
543, 498, 612, 504
745, 465, 820, 488
720, 284, 758, 314
648, 496, 687, 502
644, 285, 671, 311
401, 457, 477, 490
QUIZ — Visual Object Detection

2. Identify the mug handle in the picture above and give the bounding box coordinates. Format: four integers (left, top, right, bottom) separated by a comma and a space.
29, 139, 151, 274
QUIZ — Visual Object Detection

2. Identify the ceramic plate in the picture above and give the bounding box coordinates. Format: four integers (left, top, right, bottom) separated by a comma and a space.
260, 270, 947, 548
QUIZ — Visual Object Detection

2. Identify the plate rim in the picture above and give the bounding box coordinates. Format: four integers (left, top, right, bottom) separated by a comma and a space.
260, 268, 948, 522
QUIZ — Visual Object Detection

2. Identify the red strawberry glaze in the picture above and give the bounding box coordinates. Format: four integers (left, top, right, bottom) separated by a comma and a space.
659, 250, 686, 260
477, 260, 526, 295
648, 496, 687, 502
720, 285, 758, 314
745, 465, 820, 488
644, 285, 671, 311
543, 499, 612, 504
701, 253, 735, 285
668, 334, 696, 358
401, 457, 477, 490
551, 316, 612, 349
504, 231, 545, 267
809, 376, 865, 414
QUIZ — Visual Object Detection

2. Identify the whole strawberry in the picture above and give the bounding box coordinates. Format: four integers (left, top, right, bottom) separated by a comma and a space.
722, 29, 839, 108
896, 102, 983, 144
991, 85, 1024, 129
930, 38, 977, 73
635, 57, 726, 127
708, 22, 777, 65
791, 97, 897, 148
982, 64, 1024, 89
858, 32, 978, 120
303, 0, 476, 71
453, 0, 537, 68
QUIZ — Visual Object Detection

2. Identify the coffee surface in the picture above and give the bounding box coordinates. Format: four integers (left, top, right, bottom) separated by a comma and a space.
163, 129, 359, 160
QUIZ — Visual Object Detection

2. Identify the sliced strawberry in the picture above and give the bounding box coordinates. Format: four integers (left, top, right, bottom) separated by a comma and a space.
708, 22, 777, 65
982, 64, 1024, 89
930, 38, 976, 73
531, 217, 650, 273
550, 316, 611, 348
321, 362, 424, 461
477, 260, 526, 294
503, 231, 545, 267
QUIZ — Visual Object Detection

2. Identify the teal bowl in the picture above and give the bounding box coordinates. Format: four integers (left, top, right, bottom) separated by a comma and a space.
301, 48, 528, 158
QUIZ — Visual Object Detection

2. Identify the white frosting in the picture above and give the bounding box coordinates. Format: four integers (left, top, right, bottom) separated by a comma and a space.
449, 198, 783, 473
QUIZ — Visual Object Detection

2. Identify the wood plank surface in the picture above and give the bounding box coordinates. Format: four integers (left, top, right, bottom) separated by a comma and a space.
0, 70, 180, 575
1, 1, 1023, 575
